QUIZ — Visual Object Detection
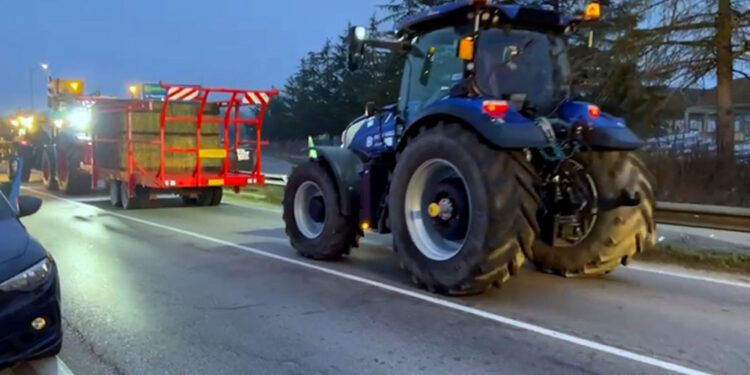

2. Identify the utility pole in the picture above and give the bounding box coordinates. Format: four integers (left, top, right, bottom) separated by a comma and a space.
716, 0, 735, 162
29, 67, 34, 109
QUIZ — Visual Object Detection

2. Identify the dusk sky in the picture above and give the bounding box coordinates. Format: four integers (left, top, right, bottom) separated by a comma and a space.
0, 0, 385, 114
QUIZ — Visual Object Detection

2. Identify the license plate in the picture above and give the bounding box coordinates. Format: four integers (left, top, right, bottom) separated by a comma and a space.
236, 149, 251, 161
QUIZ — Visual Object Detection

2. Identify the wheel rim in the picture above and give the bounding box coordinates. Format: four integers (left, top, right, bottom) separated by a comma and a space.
294, 181, 326, 239
110, 182, 119, 204
546, 160, 598, 247
404, 159, 471, 261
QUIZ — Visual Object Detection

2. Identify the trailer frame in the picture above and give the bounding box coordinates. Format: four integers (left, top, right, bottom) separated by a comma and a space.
83, 82, 279, 199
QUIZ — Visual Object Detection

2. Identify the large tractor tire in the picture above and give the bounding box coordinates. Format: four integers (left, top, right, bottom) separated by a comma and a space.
283, 161, 359, 260
57, 147, 91, 195
531, 152, 655, 276
389, 123, 538, 295
41, 149, 58, 191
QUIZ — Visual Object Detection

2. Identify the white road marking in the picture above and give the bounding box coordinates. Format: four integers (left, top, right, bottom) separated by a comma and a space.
28, 357, 74, 375
25, 187, 712, 375
8, 357, 74, 375
628, 263, 750, 290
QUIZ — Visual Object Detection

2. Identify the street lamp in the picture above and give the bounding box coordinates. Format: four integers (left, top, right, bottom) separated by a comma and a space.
129, 84, 139, 99
29, 62, 50, 109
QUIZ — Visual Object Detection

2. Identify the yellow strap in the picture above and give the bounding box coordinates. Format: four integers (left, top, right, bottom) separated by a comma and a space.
199, 149, 227, 159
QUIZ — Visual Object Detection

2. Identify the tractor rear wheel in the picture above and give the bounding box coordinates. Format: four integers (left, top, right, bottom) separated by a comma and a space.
41, 150, 58, 191
283, 161, 359, 260
57, 150, 90, 195
389, 123, 538, 295
531, 152, 655, 276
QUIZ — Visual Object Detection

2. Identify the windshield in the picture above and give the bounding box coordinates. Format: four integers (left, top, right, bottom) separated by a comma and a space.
475, 29, 570, 114
398, 26, 466, 124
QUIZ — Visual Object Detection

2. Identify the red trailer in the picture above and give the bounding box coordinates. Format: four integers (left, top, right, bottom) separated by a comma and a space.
80, 82, 279, 209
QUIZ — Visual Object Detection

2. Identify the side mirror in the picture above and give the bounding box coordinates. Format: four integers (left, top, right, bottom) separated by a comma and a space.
365, 102, 378, 117
348, 26, 368, 72
17, 196, 42, 218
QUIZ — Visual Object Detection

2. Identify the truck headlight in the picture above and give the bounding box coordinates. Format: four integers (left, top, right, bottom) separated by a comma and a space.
0, 257, 53, 292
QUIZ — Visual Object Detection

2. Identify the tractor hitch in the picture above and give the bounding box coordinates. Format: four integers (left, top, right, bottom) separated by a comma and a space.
598, 190, 642, 212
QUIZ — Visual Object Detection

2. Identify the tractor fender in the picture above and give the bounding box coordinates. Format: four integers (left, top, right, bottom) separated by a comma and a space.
314, 146, 363, 216
398, 100, 549, 151
584, 126, 644, 150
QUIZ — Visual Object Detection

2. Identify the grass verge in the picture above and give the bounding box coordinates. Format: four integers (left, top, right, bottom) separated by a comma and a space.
635, 244, 750, 276
225, 184, 284, 206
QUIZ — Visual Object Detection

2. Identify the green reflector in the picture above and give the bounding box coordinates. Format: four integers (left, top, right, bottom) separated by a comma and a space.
308, 136, 318, 159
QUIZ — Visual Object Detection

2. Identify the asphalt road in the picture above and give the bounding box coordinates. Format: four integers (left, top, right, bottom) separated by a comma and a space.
8, 182, 750, 375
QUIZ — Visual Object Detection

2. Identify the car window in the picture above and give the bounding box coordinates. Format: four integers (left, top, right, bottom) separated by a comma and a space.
0, 190, 14, 220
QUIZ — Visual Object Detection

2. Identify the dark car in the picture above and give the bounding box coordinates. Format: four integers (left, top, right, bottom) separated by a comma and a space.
0, 186, 61, 369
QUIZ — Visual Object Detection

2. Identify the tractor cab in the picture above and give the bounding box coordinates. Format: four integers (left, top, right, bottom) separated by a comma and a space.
345, 0, 617, 156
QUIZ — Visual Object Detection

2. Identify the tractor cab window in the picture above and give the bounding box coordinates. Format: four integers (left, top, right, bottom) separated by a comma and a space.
475, 29, 570, 115
398, 27, 465, 124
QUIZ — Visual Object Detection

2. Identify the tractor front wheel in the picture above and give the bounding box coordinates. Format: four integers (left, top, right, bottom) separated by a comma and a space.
389, 123, 538, 295
41, 150, 58, 191
283, 161, 359, 260
531, 152, 655, 276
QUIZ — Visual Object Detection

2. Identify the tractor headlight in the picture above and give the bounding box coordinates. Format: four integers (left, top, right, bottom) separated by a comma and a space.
68, 108, 92, 131
19, 116, 34, 129
0, 257, 54, 292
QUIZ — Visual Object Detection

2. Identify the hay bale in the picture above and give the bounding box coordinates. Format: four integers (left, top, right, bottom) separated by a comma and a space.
92, 100, 226, 175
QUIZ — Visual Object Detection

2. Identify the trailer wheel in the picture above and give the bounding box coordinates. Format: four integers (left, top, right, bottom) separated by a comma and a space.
209, 187, 223, 206
283, 161, 358, 260
41, 150, 58, 191
196, 188, 214, 206
109, 181, 122, 207
531, 152, 655, 276
389, 123, 538, 295
120, 182, 144, 210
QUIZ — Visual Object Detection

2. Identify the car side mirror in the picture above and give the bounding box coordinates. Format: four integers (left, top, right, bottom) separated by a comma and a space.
17, 196, 42, 218
348, 26, 368, 72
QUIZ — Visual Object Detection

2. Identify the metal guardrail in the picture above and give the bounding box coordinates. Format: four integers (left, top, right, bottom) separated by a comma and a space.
654, 202, 750, 233
261, 173, 750, 233
264, 173, 288, 187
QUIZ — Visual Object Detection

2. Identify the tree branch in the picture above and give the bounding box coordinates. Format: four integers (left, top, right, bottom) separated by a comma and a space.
734, 68, 750, 80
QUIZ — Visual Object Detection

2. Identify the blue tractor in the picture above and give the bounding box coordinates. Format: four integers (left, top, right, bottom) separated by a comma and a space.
283, 0, 655, 295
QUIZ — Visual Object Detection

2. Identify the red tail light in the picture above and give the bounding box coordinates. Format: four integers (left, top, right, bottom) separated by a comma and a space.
482, 100, 510, 118
20, 140, 28, 145
588, 105, 601, 117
